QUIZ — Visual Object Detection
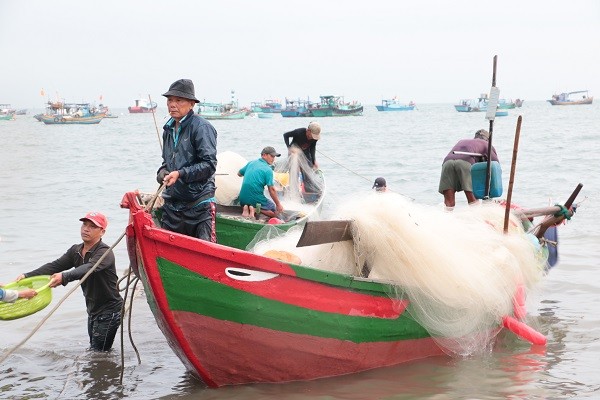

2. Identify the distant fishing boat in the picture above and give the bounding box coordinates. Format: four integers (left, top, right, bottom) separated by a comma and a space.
0, 114, 14, 121
515, 99, 524, 107
376, 98, 415, 111
98, 103, 118, 118
281, 98, 312, 118
547, 90, 593, 106
198, 102, 246, 120
250, 99, 283, 113
0, 104, 16, 116
128, 99, 157, 113
309, 95, 363, 117
497, 99, 516, 109
454, 94, 489, 112
39, 101, 104, 125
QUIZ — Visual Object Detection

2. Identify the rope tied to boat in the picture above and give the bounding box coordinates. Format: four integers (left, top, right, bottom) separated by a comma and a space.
0, 183, 166, 368
553, 204, 572, 220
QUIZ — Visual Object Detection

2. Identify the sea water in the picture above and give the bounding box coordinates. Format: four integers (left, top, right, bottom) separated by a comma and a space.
1, 102, 599, 399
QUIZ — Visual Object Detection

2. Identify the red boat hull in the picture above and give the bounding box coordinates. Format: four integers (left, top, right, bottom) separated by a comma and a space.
128, 106, 156, 113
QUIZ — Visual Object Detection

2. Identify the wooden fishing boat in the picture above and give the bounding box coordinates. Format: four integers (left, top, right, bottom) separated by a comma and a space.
0, 103, 16, 115
376, 98, 415, 111
214, 170, 325, 250
0, 114, 14, 121
39, 101, 105, 125
128, 99, 157, 113
309, 95, 363, 117
121, 191, 444, 387
497, 99, 516, 109
280, 98, 312, 118
120, 181, 581, 387
250, 99, 282, 113
547, 90, 593, 105
454, 94, 488, 112
197, 102, 246, 120
40, 114, 104, 124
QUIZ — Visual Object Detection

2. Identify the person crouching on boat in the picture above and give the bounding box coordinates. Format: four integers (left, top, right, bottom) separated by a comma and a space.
14, 212, 123, 351
283, 122, 322, 194
438, 129, 499, 210
156, 78, 218, 242
238, 146, 284, 219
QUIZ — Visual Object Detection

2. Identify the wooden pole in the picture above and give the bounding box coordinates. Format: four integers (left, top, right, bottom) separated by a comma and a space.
504, 115, 522, 233
484, 55, 498, 199
149, 94, 163, 151
534, 183, 583, 238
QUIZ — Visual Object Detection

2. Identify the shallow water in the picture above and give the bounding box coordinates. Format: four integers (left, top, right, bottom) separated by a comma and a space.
1, 102, 599, 399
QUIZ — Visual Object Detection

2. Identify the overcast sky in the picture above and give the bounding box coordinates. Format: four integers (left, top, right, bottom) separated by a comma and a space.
1, 0, 599, 108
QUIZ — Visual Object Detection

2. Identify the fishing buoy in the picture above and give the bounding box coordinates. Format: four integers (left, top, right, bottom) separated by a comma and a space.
502, 315, 546, 346
268, 218, 283, 225
513, 284, 527, 320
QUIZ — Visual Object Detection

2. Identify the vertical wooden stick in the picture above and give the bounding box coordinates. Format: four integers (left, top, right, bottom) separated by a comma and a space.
149, 94, 163, 151
485, 55, 498, 199
504, 115, 522, 233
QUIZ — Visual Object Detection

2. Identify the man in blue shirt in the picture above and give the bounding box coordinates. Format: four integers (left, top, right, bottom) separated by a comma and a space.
238, 146, 284, 219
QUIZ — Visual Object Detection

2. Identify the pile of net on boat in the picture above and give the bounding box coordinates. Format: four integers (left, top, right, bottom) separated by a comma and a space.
248, 192, 548, 356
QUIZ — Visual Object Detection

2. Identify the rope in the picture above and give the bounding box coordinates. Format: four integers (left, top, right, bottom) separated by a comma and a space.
0, 230, 126, 364
316, 149, 414, 200
553, 204, 572, 220
149, 94, 163, 152
316, 149, 372, 183
0, 184, 165, 365
119, 269, 141, 384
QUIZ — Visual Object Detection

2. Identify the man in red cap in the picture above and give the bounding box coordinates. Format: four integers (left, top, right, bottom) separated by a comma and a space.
15, 211, 123, 351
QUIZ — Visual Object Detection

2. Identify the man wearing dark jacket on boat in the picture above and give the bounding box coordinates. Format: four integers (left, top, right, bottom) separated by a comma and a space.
283, 121, 321, 169
156, 78, 218, 242
283, 122, 322, 193
439, 129, 499, 209
16, 212, 123, 351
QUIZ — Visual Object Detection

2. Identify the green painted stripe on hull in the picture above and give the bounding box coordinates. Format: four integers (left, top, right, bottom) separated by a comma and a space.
215, 216, 295, 249
158, 259, 430, 342
287, 262, 394, 293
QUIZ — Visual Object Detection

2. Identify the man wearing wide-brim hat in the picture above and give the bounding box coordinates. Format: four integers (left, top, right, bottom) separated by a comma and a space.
156, 78, 218, 241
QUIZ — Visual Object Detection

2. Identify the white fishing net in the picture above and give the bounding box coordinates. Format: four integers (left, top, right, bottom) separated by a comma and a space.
249, 192, 547, 356
215, 151, 247, 205
273, 147, 325, 203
